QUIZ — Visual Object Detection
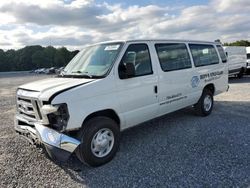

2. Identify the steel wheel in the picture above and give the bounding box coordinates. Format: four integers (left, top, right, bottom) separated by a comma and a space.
194, 88, 213, 116
91, 128, 114, 158
204, 95, 212, 112
76, 116, 120, 166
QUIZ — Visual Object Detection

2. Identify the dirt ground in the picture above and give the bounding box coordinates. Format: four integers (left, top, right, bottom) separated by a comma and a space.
0, 73, 249, 187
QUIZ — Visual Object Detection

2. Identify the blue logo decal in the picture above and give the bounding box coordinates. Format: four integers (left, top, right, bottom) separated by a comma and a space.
191, 76, 200, 88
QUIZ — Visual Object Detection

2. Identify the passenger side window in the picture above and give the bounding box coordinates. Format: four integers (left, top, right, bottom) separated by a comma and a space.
119, 44, 152, 78
216, 45, 227, 63
189, 44, 220, 67
155, 43, 192, 71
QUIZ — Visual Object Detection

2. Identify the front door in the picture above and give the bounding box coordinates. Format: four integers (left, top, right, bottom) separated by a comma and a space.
115, 43, 158, 129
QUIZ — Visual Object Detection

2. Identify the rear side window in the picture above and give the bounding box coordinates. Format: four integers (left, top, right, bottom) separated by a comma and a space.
189, 44, 219, 67
155, 43, 192, 71
216, 45, 227, 63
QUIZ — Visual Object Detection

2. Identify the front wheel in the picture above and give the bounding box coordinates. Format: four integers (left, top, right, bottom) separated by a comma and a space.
76, 116, 120, 167
194, 89, 214, 116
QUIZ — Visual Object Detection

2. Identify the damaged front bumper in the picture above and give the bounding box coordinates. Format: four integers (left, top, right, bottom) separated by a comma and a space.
15, 115, 80, 161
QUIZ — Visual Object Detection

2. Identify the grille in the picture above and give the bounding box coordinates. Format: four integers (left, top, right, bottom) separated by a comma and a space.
17, 97, 41, 123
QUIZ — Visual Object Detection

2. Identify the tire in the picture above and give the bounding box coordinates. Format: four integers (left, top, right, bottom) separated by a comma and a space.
246, 69, 250, 75
76, 116, 120, 167
194, 89, 214, 116
237, 68, 244, 79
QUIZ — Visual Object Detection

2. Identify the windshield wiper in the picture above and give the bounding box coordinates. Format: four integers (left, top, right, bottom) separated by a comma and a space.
71, 71, 93, 78
57, 69, 66, 77
57, 71, 104, 79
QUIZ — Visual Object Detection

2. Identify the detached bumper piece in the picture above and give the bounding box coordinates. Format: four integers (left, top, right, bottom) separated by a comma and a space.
15, 115, 80, 162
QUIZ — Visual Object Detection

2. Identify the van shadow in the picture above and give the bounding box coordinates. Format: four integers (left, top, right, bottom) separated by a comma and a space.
229, 75, 250, 84
56, 100, 250, 187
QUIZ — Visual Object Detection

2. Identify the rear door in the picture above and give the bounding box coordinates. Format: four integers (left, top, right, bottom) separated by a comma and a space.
115, 42, 159, 129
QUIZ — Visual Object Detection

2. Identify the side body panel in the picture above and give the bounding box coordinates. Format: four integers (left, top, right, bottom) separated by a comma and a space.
223, 46, 247, 75
52, 77, 125, 130
190, 43, 228, 97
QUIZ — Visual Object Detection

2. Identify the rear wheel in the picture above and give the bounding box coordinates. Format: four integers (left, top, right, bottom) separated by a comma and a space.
76, 116, 120, 167
237, 68, 244, 79
194, 89, 214, 116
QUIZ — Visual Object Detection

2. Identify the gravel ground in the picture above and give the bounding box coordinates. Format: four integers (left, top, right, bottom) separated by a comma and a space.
0, 73, 249, 188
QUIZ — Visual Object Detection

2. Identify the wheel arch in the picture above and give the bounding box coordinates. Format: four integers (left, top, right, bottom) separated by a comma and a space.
203, 83, 215, 95
82, 109, 120, 130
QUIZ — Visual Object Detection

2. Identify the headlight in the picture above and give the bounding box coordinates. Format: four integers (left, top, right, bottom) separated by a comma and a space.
41, 105, 59, 114
42, 103, 69, 132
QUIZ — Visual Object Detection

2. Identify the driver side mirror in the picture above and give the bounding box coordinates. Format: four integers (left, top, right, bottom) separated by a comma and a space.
118, 62, 135, 79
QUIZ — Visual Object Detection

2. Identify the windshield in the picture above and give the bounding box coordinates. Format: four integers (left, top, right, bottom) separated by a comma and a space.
62, 42, 123, 78
247, 53, 250, 59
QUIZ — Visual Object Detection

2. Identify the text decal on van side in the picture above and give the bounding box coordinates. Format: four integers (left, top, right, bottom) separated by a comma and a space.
160, 93, 187, 105
200, 71, 223, 83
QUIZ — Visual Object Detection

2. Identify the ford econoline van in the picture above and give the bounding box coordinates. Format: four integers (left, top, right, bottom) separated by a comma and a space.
15, 39, 228, 166
223, 46, 247, 78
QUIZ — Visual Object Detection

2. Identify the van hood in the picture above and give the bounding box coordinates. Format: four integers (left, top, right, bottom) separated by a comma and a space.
18, 77, 95, 101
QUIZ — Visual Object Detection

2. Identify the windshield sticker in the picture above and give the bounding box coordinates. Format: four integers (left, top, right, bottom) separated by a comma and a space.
104, 45, 120, 51
202, 49, 209, 54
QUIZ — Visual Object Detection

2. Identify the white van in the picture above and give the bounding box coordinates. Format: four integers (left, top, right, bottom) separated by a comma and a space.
246, 47, 250, 70
223, 46, 247, 78
15, 39, 228, 166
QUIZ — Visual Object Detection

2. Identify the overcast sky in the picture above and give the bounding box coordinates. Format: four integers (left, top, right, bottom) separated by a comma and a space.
0, 0, 249, 50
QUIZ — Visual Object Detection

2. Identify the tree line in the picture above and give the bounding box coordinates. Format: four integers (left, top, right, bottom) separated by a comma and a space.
0, 45, 79, 72
223, 40, 250, 47
0, 40, 249, 72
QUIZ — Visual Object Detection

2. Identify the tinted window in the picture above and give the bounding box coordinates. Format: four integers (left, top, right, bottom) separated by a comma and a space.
189, 44, 219, 67
247, 53, 250, 59
216, 45, 227, 63
155, 43, 192, 71
120, 44, 152, 77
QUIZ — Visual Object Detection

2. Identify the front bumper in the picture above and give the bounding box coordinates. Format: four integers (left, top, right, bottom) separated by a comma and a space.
15, 115, 80, 161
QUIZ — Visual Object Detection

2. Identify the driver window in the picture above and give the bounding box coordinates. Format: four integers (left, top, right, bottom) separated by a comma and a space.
120, 44, 153, 77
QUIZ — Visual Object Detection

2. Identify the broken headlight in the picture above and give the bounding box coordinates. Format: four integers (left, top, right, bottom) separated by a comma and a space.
41, 103, 69, 132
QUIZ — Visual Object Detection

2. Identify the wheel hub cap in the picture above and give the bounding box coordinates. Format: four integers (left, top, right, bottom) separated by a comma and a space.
204, 95, 212, 111
91, 128, 114, 158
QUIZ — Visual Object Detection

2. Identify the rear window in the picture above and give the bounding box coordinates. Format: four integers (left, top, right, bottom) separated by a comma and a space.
155, 43, 192, 72
189, 44, 219, 67
216, 45, 227, 63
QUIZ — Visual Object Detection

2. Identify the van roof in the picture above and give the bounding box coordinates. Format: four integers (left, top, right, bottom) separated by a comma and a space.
96, 39, 220, 45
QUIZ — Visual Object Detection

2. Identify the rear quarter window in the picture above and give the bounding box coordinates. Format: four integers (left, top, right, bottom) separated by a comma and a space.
189, 44, 220, 67
216, 45, 227, 63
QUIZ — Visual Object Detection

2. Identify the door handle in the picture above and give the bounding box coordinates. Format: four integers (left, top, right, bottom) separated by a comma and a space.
154, 85, 158, 94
